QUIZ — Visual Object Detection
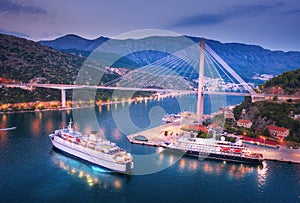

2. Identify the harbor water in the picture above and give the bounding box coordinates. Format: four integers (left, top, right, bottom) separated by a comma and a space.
0, 95, 299, 202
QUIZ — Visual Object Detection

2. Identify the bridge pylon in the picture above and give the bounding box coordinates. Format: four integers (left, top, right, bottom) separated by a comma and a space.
197, 38, 205, 122
61, 89, 66, 108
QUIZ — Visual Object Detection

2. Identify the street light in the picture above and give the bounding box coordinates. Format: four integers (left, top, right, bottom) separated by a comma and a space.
260, 136, 266, 147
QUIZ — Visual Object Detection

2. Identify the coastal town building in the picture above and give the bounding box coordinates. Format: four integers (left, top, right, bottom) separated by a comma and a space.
242, 109, 246, 115
294, 114, 300, 120
267, 125, 289, 139
237, 119, 252, 129
208, 123, 218, 129
181, 124, 209, 133
225, 110, 235, 119
241, 136, 279, 149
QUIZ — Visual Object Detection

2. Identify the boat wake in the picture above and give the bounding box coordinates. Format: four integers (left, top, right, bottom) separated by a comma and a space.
0, 127, 16, 131
91, 166, 112, 173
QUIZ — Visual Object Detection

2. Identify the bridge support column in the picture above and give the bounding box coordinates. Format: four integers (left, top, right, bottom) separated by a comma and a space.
251, 94, 265, 103
197, 38, 205, 122
61, 89, 66, 108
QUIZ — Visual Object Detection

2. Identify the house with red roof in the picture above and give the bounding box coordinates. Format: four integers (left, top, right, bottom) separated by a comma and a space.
181, 124, 208, 133
208, 123, 218, 129
237, 119, 252, 129
241, 136, 279, 148
267, 125, 289, 139
224, 109, 235, 119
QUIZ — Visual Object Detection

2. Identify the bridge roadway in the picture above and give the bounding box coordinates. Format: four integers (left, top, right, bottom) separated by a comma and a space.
30, 83, 254, 96
31, 83, 194, 92
4, 83, 300, 108
28, 84, 249, 94
31, 84, 300, 97
5, 83, 253, 95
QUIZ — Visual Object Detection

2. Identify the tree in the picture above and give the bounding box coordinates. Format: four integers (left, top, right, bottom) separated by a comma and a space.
273, 96, 278, 101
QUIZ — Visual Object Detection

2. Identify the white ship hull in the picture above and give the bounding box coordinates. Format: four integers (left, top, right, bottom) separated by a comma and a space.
167, 137, 263, 165
49, 135, 133, 173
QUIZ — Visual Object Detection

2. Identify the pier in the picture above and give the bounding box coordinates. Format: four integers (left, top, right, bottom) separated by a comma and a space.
127, 121, 300, 164
127, 121, 182, 147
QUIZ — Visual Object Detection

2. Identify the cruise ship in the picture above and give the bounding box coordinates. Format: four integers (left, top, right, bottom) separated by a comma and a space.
166, 137, 263, 164
49, 120, 134, 173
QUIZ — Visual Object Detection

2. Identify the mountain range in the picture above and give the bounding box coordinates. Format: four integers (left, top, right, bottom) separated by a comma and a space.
40, 34, 300, 84
1, 32, 299, 86
1, 33, 300, 107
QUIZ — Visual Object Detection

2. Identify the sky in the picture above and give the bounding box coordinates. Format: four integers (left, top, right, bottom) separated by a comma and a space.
0, 0, 300, 51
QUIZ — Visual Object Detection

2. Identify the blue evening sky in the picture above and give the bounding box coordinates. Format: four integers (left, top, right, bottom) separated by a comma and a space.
0, 0, 299, 51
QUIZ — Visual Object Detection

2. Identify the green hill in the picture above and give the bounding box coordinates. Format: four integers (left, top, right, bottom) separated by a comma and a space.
233, 69, 300, 142
0, 34, 84, 84
233, 97, 300, 142
262, 68, 300, 94
0, 34, 118, 104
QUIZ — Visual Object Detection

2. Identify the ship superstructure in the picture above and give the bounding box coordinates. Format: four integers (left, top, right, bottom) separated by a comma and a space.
49, 120, 133, 173
167, 137, 263, 164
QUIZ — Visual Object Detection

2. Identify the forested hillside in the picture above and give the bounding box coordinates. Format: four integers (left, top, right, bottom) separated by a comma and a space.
262, 68, 300, 94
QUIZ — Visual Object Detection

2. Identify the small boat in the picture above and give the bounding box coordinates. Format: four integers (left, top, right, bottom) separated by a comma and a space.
0, 127, 16, 131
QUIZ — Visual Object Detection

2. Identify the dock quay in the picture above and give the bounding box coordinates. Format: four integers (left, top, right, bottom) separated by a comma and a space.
248, 145, 300, 164
127, 121, 183, 147
127, 122, 300, 165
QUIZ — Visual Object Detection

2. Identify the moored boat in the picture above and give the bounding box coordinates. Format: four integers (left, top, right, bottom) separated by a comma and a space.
49, 120, 134, 173
166, 137, 263, 164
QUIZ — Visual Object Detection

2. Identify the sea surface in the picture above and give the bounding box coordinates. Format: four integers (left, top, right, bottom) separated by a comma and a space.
0, 95, 299, 202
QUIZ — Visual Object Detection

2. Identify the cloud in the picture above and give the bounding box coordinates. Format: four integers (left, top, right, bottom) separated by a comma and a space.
172, 2, 284, 27
230, 1, 284, 17
0, 0, 47, 14
172, 14, 227, 27
283, 9, 300, 14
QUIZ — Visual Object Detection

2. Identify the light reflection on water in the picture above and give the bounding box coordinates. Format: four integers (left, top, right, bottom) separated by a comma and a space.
0, 114, 8, 140
0, 130, 7, 142
177, 156, 266, 182
257, 161, 268, 187
45, 120, 54, 134
2, 113, 7, 122
155, 145, 266, 183
51, 150, 127, 189
32, 118, 40, 136
38, 111, 42, 120
169, 154, 174, 165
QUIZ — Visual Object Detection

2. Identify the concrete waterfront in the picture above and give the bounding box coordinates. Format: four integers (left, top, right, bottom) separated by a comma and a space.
127, 121, 182, 147
127, 121, 300, 164
249, 145, 300, 164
